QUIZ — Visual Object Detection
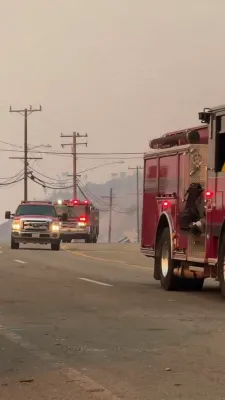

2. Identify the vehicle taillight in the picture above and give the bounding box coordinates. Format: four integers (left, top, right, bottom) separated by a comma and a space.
162, 200, 170, 209
205, 191, 214, 199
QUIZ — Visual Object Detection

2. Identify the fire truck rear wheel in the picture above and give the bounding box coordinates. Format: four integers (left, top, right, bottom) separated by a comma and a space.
93, 234, 98, 243
182, 278, 204, 291
158, 228, 180, 291
85, 235, 92, 243
218, 233, 225, 297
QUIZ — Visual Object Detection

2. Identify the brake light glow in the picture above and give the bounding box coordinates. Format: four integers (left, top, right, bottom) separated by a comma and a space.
205, 191, 214, 199
162, 200, 170, 209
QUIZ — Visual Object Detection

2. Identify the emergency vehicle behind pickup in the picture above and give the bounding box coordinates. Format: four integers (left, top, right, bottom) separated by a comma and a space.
54, 199, 99, 243
5, 201, 61, 250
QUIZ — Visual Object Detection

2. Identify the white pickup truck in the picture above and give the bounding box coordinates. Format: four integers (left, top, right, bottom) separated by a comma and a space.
5, 201, 61, 250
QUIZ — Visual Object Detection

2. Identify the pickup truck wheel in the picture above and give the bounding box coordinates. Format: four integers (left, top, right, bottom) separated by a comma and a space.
11, 237, 19, 250
218, 233, 225, 297
51, 241, 60, 251
158, 228, 180, 291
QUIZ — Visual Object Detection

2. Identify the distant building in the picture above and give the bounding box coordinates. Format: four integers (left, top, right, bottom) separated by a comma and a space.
120, 172, 126, 179
111, 173, 118, 179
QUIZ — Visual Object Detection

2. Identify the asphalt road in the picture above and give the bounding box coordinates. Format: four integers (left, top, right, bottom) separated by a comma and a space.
0, 242, 225, 400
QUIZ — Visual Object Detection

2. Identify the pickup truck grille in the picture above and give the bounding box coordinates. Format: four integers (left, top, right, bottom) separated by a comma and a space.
22, 220, 49, 231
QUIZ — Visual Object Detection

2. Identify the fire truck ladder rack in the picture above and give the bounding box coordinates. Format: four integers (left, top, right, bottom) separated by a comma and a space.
149, 129, 200, 150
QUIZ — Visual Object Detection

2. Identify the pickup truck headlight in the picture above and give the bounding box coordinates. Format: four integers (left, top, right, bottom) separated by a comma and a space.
50, 223, 60, 232
12, 222, 21, 231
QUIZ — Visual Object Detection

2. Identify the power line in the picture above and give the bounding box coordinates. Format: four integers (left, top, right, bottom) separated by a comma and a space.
0, 140, 22, 148
28, 174, 75, 190
29, 160, 124, 183
9, 105, 42, 200
0, 148, 144, 156
28, 166, 73, 183
0, 169, 24, 181
0, 175, 25, 187
77, 178, 135, 214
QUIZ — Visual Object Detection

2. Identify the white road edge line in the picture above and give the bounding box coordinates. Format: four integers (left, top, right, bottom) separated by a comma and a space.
0, 324, 120, 399
14, 260, 27, 264
79, 277, 113, 287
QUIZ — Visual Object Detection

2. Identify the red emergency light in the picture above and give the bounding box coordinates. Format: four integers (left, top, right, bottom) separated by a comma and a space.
162, 200, 170, 209
70, 199, 89, 205
79, 216, 87, 222
205, 191, 214, 199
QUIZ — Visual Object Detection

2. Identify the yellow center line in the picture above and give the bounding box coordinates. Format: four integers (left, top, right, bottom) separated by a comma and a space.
62, 246, 153, 271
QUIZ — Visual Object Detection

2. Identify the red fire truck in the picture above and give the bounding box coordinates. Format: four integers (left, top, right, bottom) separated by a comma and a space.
54, 199, 99, 243
141, 104, 225, 297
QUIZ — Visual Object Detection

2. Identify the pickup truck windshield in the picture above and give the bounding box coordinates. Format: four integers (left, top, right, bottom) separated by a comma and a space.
16, 204, 57, 217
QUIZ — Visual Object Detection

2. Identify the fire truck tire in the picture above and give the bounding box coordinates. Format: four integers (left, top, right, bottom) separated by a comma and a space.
51, 241, 60, 251
182, 278, 204, 291
11, 237, 19, 250
218, 233, 225, 297
158, 228, 180, 291
93, 234, 98, 243
85, 235, 92, 243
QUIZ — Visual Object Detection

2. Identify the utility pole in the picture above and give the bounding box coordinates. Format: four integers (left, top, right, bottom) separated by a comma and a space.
101, 188, 117, 243
61, 132, 88, 198
128, 166, 143, 242
9, 105, 42, 201
109, 188, 113, 243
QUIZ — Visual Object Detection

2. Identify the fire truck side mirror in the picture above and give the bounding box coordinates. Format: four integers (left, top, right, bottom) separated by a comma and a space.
62, 213, 68, 222
198, 111, 211, 124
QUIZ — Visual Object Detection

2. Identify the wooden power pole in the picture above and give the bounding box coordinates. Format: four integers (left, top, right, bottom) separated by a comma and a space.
128, 166, 143, 242
101, 188, 117, 243
9, 105, 42, 201
61, 132, 88, 198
